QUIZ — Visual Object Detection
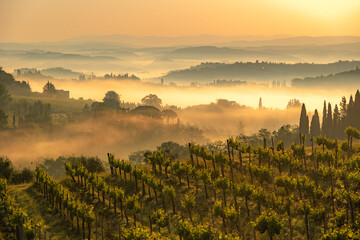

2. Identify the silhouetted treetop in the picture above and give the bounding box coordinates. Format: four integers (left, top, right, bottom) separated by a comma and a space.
141, 94, 162, 109
103, 91, 120, 109
43, 81, 57, 95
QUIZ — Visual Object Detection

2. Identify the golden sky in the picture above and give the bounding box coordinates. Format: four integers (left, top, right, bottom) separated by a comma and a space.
0, 0, 359, 42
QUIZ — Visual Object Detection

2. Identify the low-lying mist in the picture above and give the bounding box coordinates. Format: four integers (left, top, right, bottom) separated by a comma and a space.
178, 103, 301, 139
0, 114, 204, 167
5, 77, 358, 167
25, 77, 353, 111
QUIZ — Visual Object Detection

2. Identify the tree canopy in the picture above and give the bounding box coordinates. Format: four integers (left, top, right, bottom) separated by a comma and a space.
141, 94, 162, 109
43, 81, 57, 95
103, 90, 120, 109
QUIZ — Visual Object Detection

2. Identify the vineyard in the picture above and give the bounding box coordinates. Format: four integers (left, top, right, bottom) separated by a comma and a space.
2, 126, 360, 239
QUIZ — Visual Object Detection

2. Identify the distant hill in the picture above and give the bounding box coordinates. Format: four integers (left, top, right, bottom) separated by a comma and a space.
66, 34, 287, 47
66, 34, 360, 47
165, 46, 248, 59
161, 60, 360, 83
163, 46, 296, 60
223, 36, 360, 47
23, 50, 117, 61
40, 67, 81, 79
291, 67, 360, 88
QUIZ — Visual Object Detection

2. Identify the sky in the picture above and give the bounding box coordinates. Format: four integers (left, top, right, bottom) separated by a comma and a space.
0, 0, 359, 42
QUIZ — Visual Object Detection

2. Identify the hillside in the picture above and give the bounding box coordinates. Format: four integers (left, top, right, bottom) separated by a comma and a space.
291, 67, 360, 88
40, 67, 82, 79
23, 50, 117, 61
67, 35, 360, 47
162, 60, 360, 83
0, 67, 32, 95
163, 46, 294, 60
2, 131, 360, 239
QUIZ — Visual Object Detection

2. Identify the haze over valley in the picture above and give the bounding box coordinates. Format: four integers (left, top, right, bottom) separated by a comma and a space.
1, 1, 360, 239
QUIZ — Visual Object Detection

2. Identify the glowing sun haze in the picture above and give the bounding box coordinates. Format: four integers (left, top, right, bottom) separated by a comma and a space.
0, 0, 359, 42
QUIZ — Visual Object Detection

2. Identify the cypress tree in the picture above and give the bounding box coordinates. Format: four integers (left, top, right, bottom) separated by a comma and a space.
333, 104, 340, 139
310, 109, 321, 138
322, 101, 327, 136
306, 115, 309, 137
354, 90, 360, 129
339, 96, 347, 134
327, 103, 333, 138
299, 104, 309, 137
348, 95, 354, 127
259, 97, 263, 109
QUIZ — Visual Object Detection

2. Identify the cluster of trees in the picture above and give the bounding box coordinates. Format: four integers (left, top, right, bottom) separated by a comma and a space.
89, 91, 179, 122
0, 69, 57, 129
0, 157, 34, 184
286, 98, 301, 109
300, 90, 360, 140
39, 155, 105, 179
236, 124, 299, 149
0, 67, 31, 95
0, 83, 11, 128
104, 73, 140, 80
90, 91, 163, 112
91, 91, 122, 111
11, 100, 51, 128
128, 141, 188, 166
88, 90, 169, 113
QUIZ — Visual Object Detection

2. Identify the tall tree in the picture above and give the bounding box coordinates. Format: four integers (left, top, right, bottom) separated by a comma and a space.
322, 101, 327, 136
333, 104, 341, 139
348, 95, 354, 127
327, 103, 333, 138
339, 96, 347, 134
310, 109, 321, 138
299, 104, 309, 137
354, 90, 360, 129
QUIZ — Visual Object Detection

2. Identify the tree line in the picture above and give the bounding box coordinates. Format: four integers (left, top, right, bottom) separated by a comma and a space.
300, 89, 360, 140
